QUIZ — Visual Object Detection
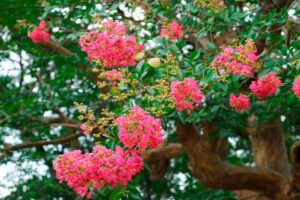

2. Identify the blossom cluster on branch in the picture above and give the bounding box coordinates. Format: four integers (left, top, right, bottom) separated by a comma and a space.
170, 78, 204, 115
106, 69, 123, 86
229, 93, 250, 112
79, 20, 143, 68
160, 21, 184, 40
250, 72, 282, 99
53, 146, 143, 198
53, 106, 162, 198
28, 20, 50, 43
115, 106, 162, 151
212, 39, 258, 77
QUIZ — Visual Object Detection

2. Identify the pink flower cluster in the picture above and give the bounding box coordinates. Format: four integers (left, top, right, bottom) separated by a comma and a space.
53, 146, 143, 198
249, 72, 282, 99
212, 40, 258, 77
79, 20, 143, 68
28, 20, 50, 43
80, 123, 90, 135
54, 106, 162, 198
292, 77, 300, 99
160, 21, 184, 40
170, 78, 203, 114
229, 93, 250, 112
115, 106, 162, 151
106, 69, 123, 86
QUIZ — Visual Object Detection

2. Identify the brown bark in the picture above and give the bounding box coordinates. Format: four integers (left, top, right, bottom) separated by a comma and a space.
176, 122, 291, 199
291, 141, 300, 197
235, 116, 290, 200
42, 40, 72, 56
143, 143, 182, 181
247, 116, 290, 176
143, 143, 182, 162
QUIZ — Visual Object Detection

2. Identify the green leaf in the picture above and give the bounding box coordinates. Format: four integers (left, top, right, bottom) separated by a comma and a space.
109, 187, 124, 200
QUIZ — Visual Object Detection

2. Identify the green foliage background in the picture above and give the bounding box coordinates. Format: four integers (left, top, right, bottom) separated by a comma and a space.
0, 0, 299, 199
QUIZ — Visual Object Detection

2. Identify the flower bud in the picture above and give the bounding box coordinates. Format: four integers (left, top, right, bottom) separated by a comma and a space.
147, 58, 161, 68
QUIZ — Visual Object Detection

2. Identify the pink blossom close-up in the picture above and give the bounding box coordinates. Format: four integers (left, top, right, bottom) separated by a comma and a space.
53, 146, 143, 199
292, 76, 300, 99
106, 69, 123, 86
249, 72, 282, 99
170, 78, 203, 115
229, 93, 250, 112
115, 106, 163, 151
28, 20, 50, 43
160, 21, 183, 40
79, 20, 143, 68
80, 123, 90, 135
212, 40, 258, 77
54, 106, 163, 198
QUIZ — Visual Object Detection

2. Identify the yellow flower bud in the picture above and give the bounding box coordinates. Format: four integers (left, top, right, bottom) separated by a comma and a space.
147, 58, 161, 68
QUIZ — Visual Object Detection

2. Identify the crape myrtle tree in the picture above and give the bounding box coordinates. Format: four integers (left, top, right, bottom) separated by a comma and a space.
1, 0, 300, 199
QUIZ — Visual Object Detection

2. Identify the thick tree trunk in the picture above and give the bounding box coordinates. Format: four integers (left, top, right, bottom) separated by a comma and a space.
175, 121, 296, 200
247, 117, 289, 176
236, 116, 291, 200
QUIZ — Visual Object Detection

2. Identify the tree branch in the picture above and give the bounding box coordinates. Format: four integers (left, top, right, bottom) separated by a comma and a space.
142, 143, 182, 161
42, 40, 73, 56
176, 122, 290, 199
143, 143, 183, 181
5, 133, 82, 151
39, 40, 98, 83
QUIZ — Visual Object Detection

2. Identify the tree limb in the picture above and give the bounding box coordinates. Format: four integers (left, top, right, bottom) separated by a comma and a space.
5, 133, 82, 151
39, 39, 98, 83
142, 143, 183, 181
176, 122, 291, 199
142, 143, 183, 162
42, 40, 73, 56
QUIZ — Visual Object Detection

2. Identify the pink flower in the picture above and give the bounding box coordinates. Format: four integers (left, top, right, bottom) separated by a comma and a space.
249, 72, 282, 99
170, 78, 203, 114
54, 107, 164, 198
229, 93, 250, 112
106, 69, 123, 86
160, 21, 183, 40
115, 106, 163, 151
79, 20, 143, 68
292, 77, 300, 99
28, 20, 50, 43
80, 123, 90, 135
212, 39, 257, 77
53, 146, 143, 199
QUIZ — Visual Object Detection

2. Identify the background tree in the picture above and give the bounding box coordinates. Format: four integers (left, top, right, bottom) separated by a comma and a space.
0, 0, 300, 199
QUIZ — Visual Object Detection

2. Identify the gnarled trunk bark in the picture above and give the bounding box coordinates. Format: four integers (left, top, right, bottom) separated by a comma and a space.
175, 121, 297, 200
